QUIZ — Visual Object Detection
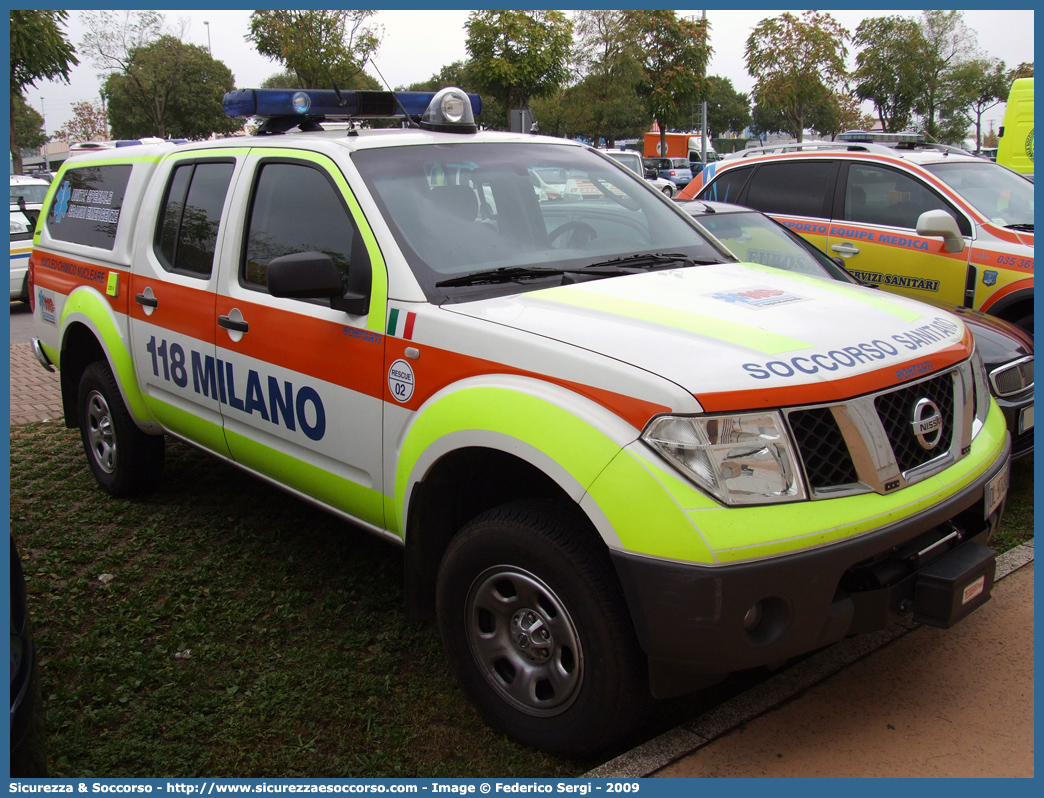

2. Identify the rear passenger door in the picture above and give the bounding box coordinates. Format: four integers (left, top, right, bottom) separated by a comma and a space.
827, 162, 972, 309
739, 159, 839, 253
129, 155, 239, 457
213, 151, 387, 530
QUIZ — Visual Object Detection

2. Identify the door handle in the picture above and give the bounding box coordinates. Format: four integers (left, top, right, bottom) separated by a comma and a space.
831, 242, 861, 256
218, 314, 249, 333
135, 292, 158, 308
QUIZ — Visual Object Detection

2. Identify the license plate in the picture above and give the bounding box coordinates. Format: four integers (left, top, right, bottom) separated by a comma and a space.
1019, 404, 1033, 433
985, 460, 1010, 519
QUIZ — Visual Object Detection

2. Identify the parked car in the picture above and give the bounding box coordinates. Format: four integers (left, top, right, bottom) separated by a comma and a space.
10, 204, 36, 301
680, 132, 1034, 333
602, 149, 678, 197
646, 156, 693, 189
10, 174, 51, 210
10, 535, 47, 776
679, 198, 1034, 459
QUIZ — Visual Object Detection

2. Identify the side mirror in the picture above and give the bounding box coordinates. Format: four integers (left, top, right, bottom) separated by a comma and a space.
916, 210, 966, 254
268, 250, 371, 315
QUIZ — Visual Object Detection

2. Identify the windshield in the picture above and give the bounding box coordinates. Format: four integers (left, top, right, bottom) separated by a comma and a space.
693, 208, 856, 283
10, 183, 49, 206
353, 142, 727, 301
922, 161, 1034, 229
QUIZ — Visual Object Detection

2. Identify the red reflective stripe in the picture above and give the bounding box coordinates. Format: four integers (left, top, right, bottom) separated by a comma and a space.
696, 329, 974, 412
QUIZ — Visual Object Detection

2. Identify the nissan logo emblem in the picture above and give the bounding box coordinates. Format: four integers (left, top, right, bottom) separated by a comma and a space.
911, 398, 943, 450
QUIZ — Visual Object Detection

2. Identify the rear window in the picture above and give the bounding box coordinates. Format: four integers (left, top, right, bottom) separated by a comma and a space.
44, 164, 132, 251
744, 161, 835, 218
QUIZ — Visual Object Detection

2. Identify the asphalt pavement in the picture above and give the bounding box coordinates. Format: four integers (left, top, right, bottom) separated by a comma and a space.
8, 305, 1035, 778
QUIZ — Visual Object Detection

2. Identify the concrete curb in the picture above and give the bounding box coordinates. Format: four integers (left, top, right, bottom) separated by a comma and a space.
585, 540, 1034, 778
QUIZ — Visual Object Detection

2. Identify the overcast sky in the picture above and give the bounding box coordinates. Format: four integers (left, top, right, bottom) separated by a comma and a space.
33, 9, 1035, 137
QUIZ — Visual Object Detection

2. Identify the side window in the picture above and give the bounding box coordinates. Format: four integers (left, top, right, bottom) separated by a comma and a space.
698, 165, 753, 203
843, 163, 961, 232
745, 161, 835, 218
243, 162, 355, 293
45, 164, 132, 250
156, 161, 234, 278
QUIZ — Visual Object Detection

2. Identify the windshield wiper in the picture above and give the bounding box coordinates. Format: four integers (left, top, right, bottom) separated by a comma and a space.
436, 266, 572, 288
1005, 223, 1034, 232
581, 252, 712, 271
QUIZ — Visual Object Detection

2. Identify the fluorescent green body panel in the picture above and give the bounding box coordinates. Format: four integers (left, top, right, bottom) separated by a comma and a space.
60, 289, 156, 424
394, 386, 624, 536
585, 448, 717, 563
138, 395, 229, 455
225, 429, 385, 528
592, 403, 1008, 564
540, 284, 810, 354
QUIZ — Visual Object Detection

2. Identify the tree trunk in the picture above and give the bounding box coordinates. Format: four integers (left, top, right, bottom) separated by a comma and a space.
10, 93, 24, 175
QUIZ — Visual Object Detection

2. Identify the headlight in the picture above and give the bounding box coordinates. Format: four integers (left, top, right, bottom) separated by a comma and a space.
642, 412, 806, 505
971, 348, 991, 436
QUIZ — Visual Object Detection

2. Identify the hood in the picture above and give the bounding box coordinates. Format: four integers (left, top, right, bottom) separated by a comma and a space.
445, 263, 972, 410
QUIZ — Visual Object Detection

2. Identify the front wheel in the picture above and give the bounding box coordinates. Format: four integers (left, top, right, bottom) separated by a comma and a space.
77, 360, 164, 496
436, 500, 648, 757
661, 184, 674, 198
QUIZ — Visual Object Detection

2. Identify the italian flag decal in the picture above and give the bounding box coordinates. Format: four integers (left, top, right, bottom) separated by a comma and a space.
388, 308, 417, 339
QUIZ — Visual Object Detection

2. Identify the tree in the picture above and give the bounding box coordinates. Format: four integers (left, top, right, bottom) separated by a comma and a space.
812, 90, 875, 140
103, 38, 241, 139
946, 58, 1009, 150
746, 11, 848, 142
247, 10, 381, 90
53, 100, 109, 142
914, 10, 979, 142
260, 68, 380, 91
705, 76, 751, 138
1008, 62, 1034, 82
622, 11, 710, 156
852, 16, 928, 132
562, 10, 649, 146
12, 94, 49, 157
10, 10, 78, 174
465, 10, 573, 124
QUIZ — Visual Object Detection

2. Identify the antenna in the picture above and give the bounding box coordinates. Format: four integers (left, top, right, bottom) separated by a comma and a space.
368, 58, 417, 128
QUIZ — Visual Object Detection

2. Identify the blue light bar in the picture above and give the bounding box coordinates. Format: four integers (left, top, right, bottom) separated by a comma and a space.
223, 89, 482, 120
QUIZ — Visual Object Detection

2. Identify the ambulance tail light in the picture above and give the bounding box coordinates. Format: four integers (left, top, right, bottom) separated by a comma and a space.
642, 412, 806, 505
27, 252, 36, 313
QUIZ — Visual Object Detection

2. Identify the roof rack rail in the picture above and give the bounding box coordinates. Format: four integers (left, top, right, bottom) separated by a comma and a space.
725, 141, 894, 159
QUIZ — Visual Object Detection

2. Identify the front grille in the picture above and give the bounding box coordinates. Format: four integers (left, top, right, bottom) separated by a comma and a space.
990, 357, 1033, 397
874, 373, 954, 473
786, 365, 970, 498
788, 408, 858, 487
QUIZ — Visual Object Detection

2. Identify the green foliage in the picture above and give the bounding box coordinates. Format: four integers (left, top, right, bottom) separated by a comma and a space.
465, 10, 573, 113
746, 11, 848, 142
10, 10, 78, 173
622, 11, 710, 153
12, 94, 49, 152
947, 58, 1010, 149
705, 76, 751, 139
247, 10, 381, 91
103, 38, 241, 140
913, 10, 979, 142
852, 16, 928, 132
1008, 62, 1033, 83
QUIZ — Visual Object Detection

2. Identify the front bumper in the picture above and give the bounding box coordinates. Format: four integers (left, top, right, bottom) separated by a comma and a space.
612, 434, 1011, 698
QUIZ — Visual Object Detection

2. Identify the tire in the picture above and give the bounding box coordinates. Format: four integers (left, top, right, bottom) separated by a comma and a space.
77, 360, 164, 496
661, 184, 674, 198
436, 500, 648, 757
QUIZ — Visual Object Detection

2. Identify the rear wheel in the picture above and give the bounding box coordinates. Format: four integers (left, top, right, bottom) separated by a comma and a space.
436, 500, 648, 757
661, 184, 674, 198
77, 360, 164, 496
